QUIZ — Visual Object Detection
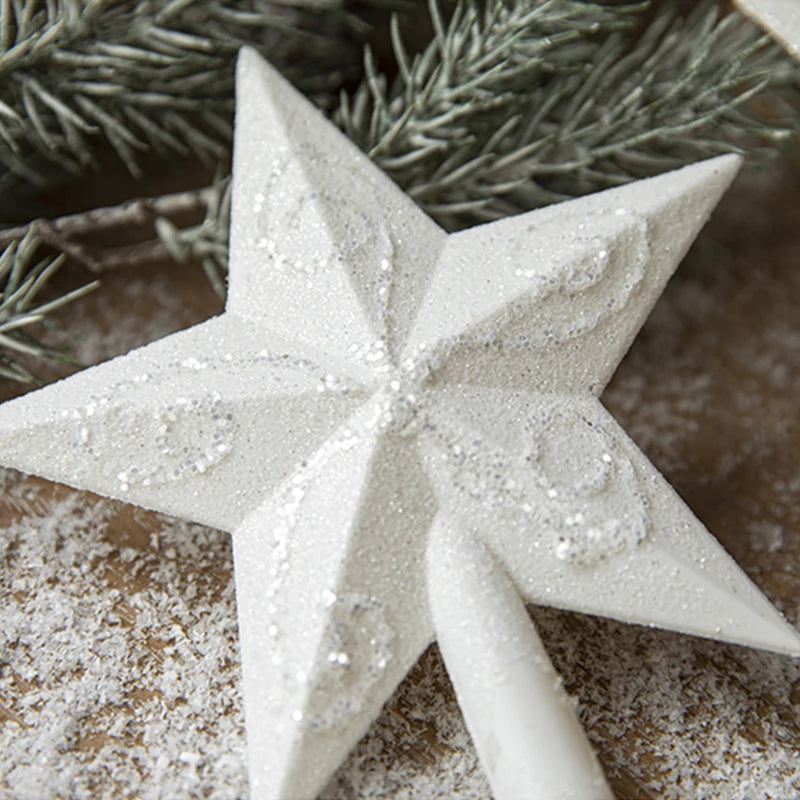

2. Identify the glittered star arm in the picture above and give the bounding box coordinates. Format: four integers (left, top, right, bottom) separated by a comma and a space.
424, 386, 800, 655
232, 404, 436, 800
0, 314, 369, 532
505, 395, 800, 655
228, 48, 447, 364
403, 156, 741, 396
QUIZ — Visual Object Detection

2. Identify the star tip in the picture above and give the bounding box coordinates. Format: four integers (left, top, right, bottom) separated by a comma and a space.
648, 153, 741, 219
780, 622, 800, 659
244, 721, 349, 800
236, 45, 262, 71
235, 47, 283, 90
709, 152, 743, 180
234, 47, 301, 125
750, 611, 800, 658
675, 152, 742, 188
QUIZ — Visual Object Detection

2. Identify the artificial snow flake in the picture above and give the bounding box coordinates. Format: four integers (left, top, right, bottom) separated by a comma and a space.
0, 48, 799, 800
736, 0, 800, 59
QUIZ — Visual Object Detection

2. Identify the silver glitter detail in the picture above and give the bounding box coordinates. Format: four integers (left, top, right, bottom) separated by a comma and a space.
70, 348, 359, 491
427, 407, 649, 567
370, 356, 431, 436
291, 593, 394, 732
256, 423, 366, 687
76, 388, 237, 492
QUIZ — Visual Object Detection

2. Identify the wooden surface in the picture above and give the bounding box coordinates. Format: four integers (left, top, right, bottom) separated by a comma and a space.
0, 157, 799, 799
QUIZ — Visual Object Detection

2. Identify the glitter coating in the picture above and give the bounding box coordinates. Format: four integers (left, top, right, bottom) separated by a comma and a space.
0, 48, 798, 800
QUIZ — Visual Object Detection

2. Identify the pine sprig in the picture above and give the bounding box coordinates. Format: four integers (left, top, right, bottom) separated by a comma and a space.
0, 0, 375, 194
154, 174, 231, 300
3, 0, 800, 382
339, 0, 644, 177
338, 0, 800, 228
0, 230, 98, 383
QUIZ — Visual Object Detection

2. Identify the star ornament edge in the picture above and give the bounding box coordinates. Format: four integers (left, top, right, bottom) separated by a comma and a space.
0, 46, 798, 800
736, 0, 800, 60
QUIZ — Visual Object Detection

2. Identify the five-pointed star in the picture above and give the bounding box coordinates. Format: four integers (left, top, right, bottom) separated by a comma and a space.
736, 0, 800, 59
1, 48, 799, 800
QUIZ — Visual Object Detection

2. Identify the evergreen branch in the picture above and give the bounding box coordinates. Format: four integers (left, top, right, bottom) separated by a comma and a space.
20, 0, 793, 279
154, 175, 231, 299
4, 0, 800, 382
337, 0, 800, 228
0, 178, 229, 383
0, 178, 230, 283
0, 186, 218, 270
0, 229, 98, 383
338, 0, 650, 172
0, 0, 381, 194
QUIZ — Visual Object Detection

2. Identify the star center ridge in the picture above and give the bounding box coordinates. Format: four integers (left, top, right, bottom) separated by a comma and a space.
367, 343, 431, 436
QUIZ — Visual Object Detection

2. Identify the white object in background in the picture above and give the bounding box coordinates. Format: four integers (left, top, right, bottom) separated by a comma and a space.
0, 48, 798, 800
737, 0, 800, 59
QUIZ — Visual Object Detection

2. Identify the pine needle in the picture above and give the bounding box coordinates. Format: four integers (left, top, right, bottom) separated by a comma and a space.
0, 230, 98, 383
0, 0, 385, 193
3, 0, 800, 381
337, 0, 800, 229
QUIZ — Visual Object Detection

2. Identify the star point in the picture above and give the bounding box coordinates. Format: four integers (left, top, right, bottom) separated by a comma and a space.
229, 47, 447, 363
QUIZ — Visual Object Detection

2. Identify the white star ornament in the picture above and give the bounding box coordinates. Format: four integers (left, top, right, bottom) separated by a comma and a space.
736, 0, 800, 59
1, 48, 799, 800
